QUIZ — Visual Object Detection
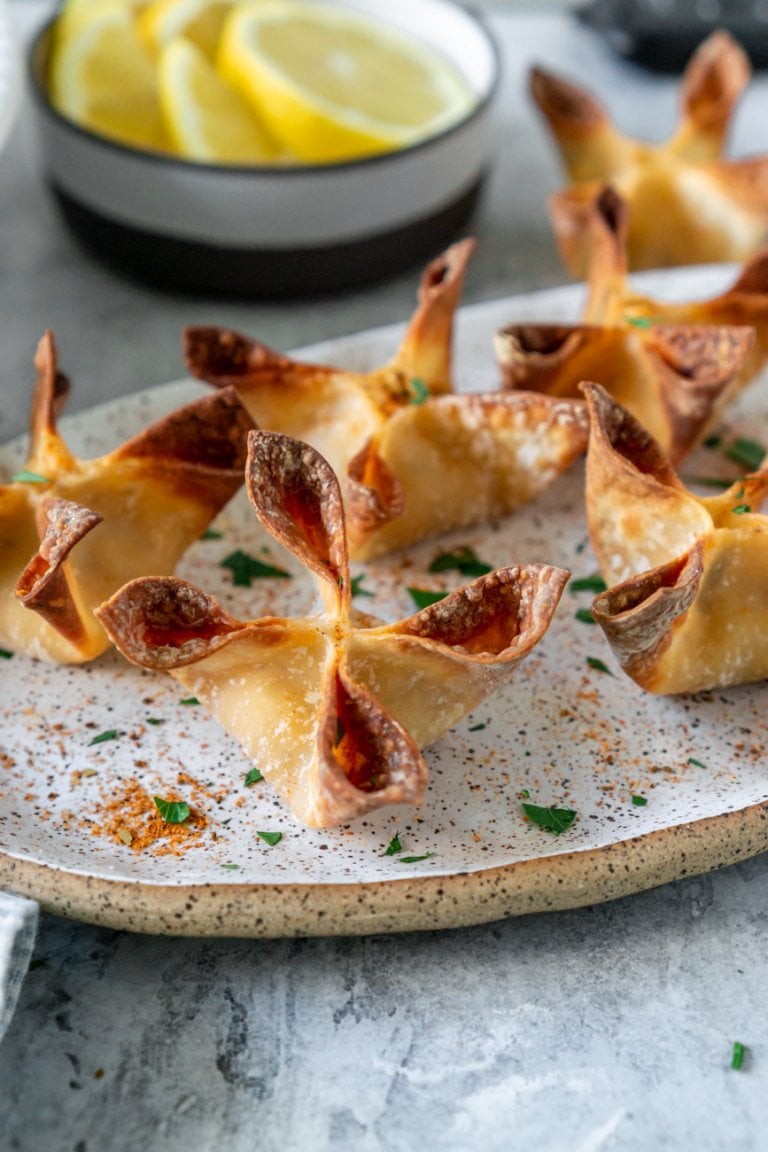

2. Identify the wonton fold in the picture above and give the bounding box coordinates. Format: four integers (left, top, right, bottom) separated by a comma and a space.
583, 381, 768, 694
97, 430, 570, 827
495, 188, 754, 464
0, 332, 252, 663
185, 240, 589, 559
531, 31, 768, 274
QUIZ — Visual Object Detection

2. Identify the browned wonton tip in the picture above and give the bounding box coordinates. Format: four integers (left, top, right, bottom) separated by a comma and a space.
532, 31, 768, 273
16, 498, 103, 648
98, 430, 569, 827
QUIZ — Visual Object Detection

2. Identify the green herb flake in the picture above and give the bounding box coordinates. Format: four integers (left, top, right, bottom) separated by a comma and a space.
704, 434, 722, 449
179, 696, 200, 706
575, 607, 596, 624
408, 377, 430, 405
624, 315, 653, 329
522, 802, 577, 836
586, 656, 613, 675
221, 863, 240, 870
221, 549, 291, 587
153, 797, 191, 824
688, 756, 707, 769
244, 767, 264, 786
398, 852, 436, 863
200, 527, 223, 540
731, 1041, 746, 1070
88, 729, 121, 746
257, 830, 283, 846
569, 575, 607, 595
383, 833, 402, 856
350, 573, 375, 598
0, 648, 13, 659
407, 587, 449, 610
428, 546, 492, 578
519, 789, 531, 800
10, 470, 49, 484
725, 437, 766, 472
145, 717, 165, 726
631, 794, 648, 807
732, 503, 751, 515
468, 722, 487, 732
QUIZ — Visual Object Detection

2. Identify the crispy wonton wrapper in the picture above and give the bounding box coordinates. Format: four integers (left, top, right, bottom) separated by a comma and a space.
583, 381, 768, 694
97, 431, 569, 828
531, 31, 768, 274
185, 240, 588, 559
0, 331, 253, 663
495, 188, 754, 464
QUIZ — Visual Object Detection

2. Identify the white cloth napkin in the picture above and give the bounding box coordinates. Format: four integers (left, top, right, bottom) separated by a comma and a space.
0, 892, 38, 1041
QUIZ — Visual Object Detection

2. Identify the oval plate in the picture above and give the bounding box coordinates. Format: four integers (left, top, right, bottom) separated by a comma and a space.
2, 267, 768, 936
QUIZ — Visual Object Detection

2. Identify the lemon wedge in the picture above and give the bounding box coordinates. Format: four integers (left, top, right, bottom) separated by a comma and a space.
158, 37, 281, 163
49, 5, 169, 151
139, 0, 232, 60
217, 0, 475, 163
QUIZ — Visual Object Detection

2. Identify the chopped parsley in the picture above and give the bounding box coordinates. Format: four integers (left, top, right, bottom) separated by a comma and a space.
703, 434, 722, 449
383, 833, 402, 856
724, 437, 766, 472
468, 722, 487, 732
179, 696, 200, 706
732, 503, 751, 514
221, 549, 291, 587
244, 767, 264, 786
220, 863, 240, 870
731, 1041, 746, 1070
153, 797, 190, 824
145, 717, 165, 726
624, 315, 653, 329
257, 830, 282, 846
10, 470, 49, 484
0, 648, 13, 659
407, 587, 449, 610
200, 527, 223, 540
350, 572, 374, 598
519, 789, 531, 799
88, 729, 121, 746
398, 852, 436, 863
575, 608, 596, 624
631, 794, 648, 806
428, 546, 492, 578
688, 756, 707, 769
522, 802, 577, 835
586, 656, 613, 675
408, 377, 430, 405
569, 575, 607, 595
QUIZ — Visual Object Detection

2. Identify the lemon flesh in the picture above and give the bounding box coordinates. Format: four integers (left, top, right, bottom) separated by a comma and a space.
218, 1, 475, 163
50, 7, 169, 152
139, 0, 232, 60
158, 37, 281, 163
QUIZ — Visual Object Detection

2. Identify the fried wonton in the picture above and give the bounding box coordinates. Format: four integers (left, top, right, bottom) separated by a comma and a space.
0, 331, 253, 663
97, 430, 569, 827
531, 31, 768, 274
185, 239, 589, 559
495, 189, 754, 464
582, 381, 768, 694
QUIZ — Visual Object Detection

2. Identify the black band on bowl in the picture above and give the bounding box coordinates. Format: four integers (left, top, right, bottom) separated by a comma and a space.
49, 177, 486, 298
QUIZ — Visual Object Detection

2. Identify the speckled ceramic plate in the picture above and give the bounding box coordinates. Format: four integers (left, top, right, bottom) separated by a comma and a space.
2, 267, 768, 937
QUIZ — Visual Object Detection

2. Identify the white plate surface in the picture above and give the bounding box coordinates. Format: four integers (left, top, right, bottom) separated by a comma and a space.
1, 266, 767, 930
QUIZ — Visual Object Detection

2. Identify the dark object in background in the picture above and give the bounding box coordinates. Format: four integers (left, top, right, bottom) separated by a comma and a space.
578, 0, 768, 71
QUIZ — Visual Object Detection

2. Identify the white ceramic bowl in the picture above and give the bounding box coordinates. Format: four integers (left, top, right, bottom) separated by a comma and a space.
28, 0, 500, 296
